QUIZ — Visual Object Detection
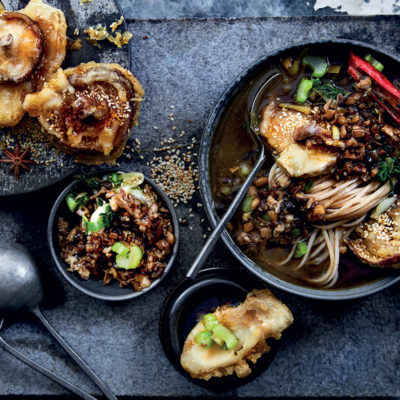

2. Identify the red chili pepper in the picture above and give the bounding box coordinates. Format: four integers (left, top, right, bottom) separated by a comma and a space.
371, 92, 400, 124
348, 51, 400, 100
347, 65, 362, 82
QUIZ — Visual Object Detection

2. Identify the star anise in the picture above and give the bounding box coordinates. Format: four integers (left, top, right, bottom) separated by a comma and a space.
0, 144, 37, 180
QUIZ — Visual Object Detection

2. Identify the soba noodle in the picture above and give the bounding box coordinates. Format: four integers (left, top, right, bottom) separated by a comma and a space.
268, 163, 390, 287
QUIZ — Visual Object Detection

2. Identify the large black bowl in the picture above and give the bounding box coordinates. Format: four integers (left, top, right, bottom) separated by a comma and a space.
199, 39, 400, 301
48, 169, 180, 301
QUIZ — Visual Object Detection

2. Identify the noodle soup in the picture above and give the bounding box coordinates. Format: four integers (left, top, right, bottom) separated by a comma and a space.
209, 46, 400, 289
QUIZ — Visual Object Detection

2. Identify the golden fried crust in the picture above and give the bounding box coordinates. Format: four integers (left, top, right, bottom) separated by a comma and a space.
180, 289, 293, 381
21, 0, 67, 84
23, 62, 144, 164
0, 0, 66, 127
349, 201, 400, 268
0, 12, 44, 83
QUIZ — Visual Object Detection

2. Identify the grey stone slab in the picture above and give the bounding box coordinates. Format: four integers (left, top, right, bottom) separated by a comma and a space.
1, 16, 400, 398
118, 0, 399, 19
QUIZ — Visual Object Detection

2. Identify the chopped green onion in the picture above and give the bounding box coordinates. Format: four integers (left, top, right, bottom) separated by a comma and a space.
294, 242, 308, 258
302, 55, 328, 78
212, 324, 238, 350
87, 219, 105, 232
203, 314, 218, 331
364, 53, 384, 72
121, 172, 144, 187
115, 245, 143, 270
238, 163, 251, 178
111, 242, 130, 256
195, 331, 214, 348
295, 79, 313, 103
370, 196, 397, 219
220, 185, 232, 196
327, 65, 341, 74
66, 193, 78, 212
242, 196, 253, 213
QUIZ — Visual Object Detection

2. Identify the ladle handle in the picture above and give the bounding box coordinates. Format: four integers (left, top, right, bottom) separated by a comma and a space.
0, 333, 96, 400
186, 146, 266, 279
31, 307, 118, 400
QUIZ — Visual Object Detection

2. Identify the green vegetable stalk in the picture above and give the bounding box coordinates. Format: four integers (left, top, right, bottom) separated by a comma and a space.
294, 242, 308, 258
295, 79, 313, 103
302, 55, 328, 78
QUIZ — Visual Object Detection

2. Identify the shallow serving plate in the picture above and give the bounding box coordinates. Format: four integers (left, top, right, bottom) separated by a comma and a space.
199, 39, 400, 301
48, 169, 180, 301
0, 0, 130, 196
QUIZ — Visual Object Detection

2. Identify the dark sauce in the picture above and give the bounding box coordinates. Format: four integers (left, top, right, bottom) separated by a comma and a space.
209, 50, 390, 290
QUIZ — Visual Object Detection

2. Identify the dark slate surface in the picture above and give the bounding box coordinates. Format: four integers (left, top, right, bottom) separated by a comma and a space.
1, 16, 400, 398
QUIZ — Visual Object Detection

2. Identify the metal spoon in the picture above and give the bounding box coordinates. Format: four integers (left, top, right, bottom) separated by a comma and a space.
186, 74, 279, 279
0, 319, 96, 400
0, 242, 117, 400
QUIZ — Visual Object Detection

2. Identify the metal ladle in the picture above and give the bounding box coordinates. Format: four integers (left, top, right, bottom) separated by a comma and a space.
159, 75, 281, 387
185, 73, 279, 279
0, 242, 117, 400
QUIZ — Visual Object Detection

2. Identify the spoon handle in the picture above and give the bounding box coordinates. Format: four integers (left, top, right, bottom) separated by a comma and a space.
0, 333, 96, 400
31, 307, 118, 400
186, 145, 266, 279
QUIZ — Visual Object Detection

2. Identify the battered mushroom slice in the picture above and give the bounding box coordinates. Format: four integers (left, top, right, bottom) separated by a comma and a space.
0, 0, 66, 127
20, 0, 67, 84
260, 101, 337, 177
180, 289, 293, 381
0, 12, 43, 83
23, 62, 144, 164
348, 200, 400, 268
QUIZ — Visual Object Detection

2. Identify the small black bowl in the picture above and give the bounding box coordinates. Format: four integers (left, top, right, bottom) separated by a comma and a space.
48, 169, 180, 301
159, 267, 280, 391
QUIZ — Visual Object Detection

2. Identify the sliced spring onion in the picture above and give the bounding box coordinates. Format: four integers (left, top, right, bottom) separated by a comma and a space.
66, 192, 89, 212
66, 193, 78, 212
242, 196, 253, 213
302, 55, 328, 78
238, 163, 251, 178
327, 65, 341, 74
364, 53, 384, 72
121, 172, 144, 187
115, 245, 143, 270
195, 331, 214, 348
370, 196, 397, 219
279, 102, 311, 115
212, 324, 238, 350
295, 79, 313, 103
294, 242, 308, 258
111, 242, 130, 256
220, 185, 232, 196
203, 313, 218, 331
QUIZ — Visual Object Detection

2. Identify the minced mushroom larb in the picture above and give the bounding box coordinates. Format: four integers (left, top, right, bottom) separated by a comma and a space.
58, 172, 175, 291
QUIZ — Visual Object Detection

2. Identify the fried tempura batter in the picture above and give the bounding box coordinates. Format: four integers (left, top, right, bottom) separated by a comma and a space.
0, 0, 66, 127
23, 62, 144, 164
180, 289, 293, 381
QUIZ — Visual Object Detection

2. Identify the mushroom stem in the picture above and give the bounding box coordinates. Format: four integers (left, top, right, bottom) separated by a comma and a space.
0, 33, 13, 48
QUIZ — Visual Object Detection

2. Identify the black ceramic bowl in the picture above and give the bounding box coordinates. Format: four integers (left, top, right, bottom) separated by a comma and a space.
159, 267, 280, 391
199, 39, 400, 301
48, 169, 180, 301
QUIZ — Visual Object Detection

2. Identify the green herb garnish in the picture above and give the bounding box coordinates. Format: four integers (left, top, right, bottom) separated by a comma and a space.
304, 181, 313, 192
377, 157, 400, 182
294, 242, 308, 258
312, 78, 348, 101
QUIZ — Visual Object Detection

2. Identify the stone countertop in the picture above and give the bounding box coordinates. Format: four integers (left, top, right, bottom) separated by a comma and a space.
118, 0, 400, 18
1, 16, 400, 398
